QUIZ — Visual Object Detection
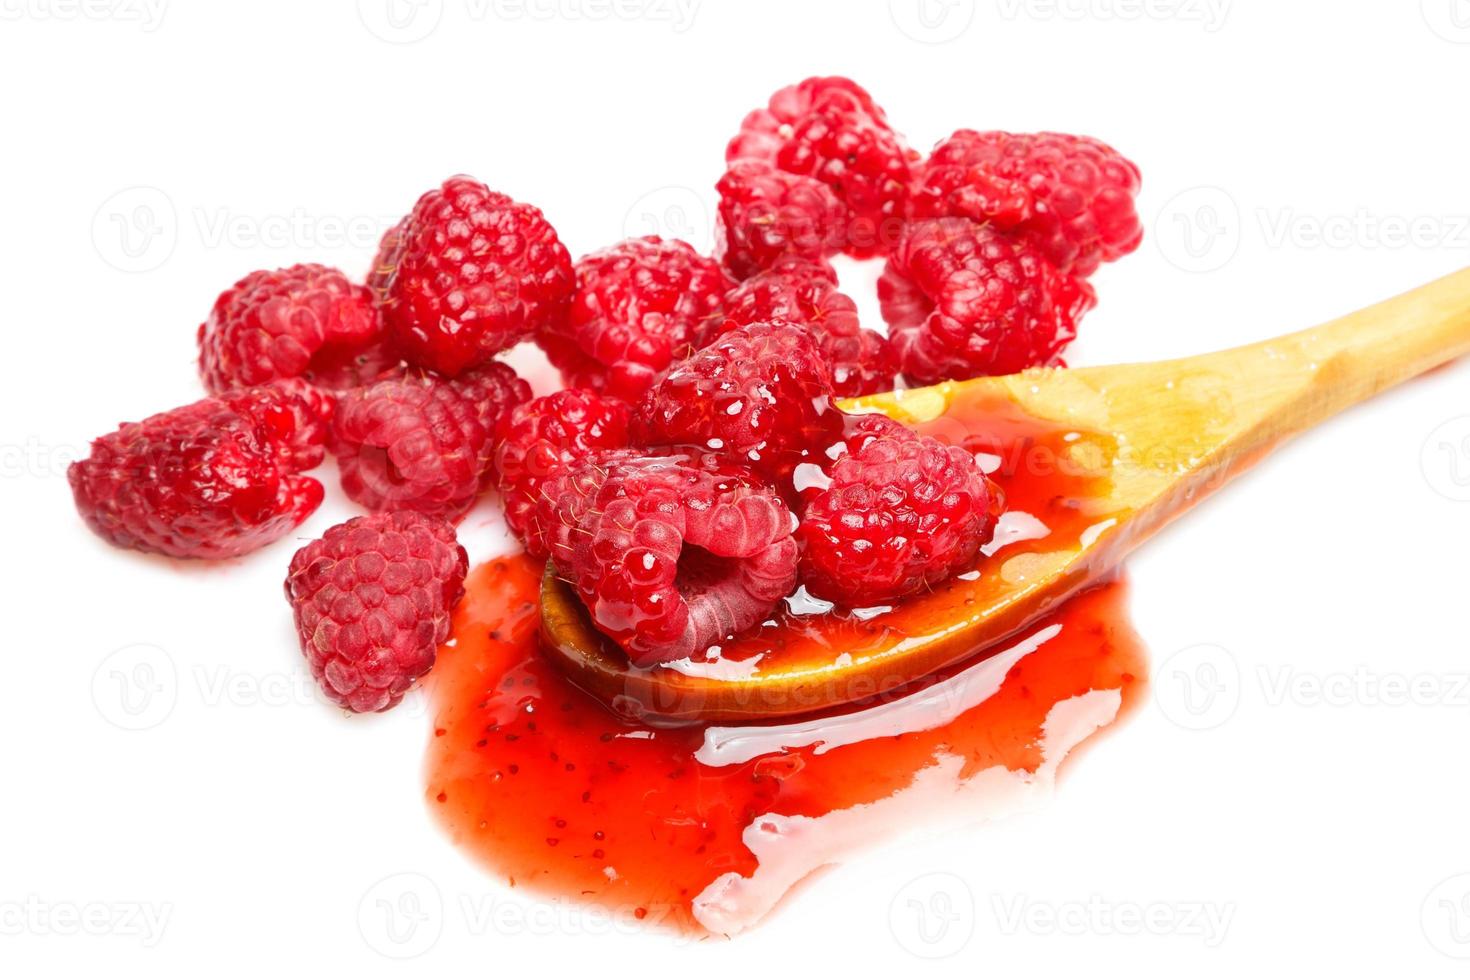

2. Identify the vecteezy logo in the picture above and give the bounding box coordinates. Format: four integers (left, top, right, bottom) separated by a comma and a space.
1154, 643, 1240, 730
889, 0, 976, 43
357, 0, 443, 43
1420, 416, 1470, 501
1422, 0, 1470, 43
1154, 186, 1241, 273
91, 644, 178, 731
888, 872, 975, 958
1422, 873, 1470, 958
621, 185, 711, 245
358, 872, 443, 958
91, 186, 177, 273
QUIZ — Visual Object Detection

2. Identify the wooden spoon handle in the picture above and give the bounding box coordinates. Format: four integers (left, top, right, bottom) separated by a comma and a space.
1213, 265, 1470, 431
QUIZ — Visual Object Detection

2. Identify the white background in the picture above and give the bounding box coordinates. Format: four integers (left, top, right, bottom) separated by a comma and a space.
5, 0, 1470, 974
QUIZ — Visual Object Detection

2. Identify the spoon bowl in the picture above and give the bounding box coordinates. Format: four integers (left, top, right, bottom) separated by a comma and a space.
542, 268, 1470, 723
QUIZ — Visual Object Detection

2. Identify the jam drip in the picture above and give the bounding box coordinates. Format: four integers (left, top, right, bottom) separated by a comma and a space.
425, 555, 1146, 935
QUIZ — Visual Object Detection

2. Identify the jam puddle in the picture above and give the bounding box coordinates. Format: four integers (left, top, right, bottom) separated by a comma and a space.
425, 555, 1146, 936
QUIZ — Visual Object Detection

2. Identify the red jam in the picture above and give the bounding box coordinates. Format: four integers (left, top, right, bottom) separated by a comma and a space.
425, 393, 1149, 936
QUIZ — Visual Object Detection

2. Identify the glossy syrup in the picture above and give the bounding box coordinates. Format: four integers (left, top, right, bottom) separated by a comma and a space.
425, 394, 1148, 935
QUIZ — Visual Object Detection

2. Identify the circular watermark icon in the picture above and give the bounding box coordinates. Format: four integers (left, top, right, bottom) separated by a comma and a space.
622, 185, 711, 245
1154, 185, 1241, 274
358, 872, 443, 958
1421, 0, 1470, 43
357, 0, 444, 43
889, 0, 976, 43
1421, 416, 1470, 501
91, 186, 177, 273
1154, 643, 1240, 731
888, 871, 975, 958
91, 644, 178, 731
1422, 873, 1470, 958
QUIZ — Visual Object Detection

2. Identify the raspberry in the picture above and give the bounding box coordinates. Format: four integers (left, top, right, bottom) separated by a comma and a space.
727, 76, 913, 258
636, 320, 842, 483
197, 264, 384, 394
366, 219, 407, 305
543, 450, 797, 667
493, 388, 632, 560
285, 511, 468, 713
299, 339, 405, 392
68, 380, 333, 560
797, 423, 995, 606
879, 218, 1096, 385
714, 161, 847, 279
329, 361, 529, 522
383, 176, 574, 377
720, 260, 897, 397
909, 130, 1143, 276
537, 237, 729, 403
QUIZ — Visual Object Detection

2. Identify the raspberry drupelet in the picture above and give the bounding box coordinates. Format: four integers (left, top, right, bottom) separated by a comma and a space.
285, 511, 468, 713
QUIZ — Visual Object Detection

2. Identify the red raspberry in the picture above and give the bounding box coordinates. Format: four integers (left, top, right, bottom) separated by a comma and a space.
727, 76, 913, 258
792, 411, 911, 503
285, 511, 468, 713
714, 161, 847, 279
197, 264, 384, 394
383, 176, 574, 377
720, 260, 897, 397
797, 422, 995, 606
492, 388, 632, 560
69, 380, 333, 560
636, 320, 842, 483
910, 130, 1143, 276
329, 361, 529, 522
537, 237, 729, 403
879, 218, 1096, 385
543, 450, 797, 667
366, 219, 407, 305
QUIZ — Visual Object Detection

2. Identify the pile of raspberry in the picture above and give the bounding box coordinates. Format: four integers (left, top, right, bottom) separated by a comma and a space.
67, 76, 1141, 707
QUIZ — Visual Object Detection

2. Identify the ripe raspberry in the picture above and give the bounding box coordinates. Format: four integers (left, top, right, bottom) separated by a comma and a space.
797, 424, 995, 606
543, 450, 798, 667
909, 130, 1143, 276
636, 320, 843, 483
880, 218, 1096, 385
537, 237, 729, 403
285, 511, 468, 713
69, 380, 333, 560
727, 76, 913, 258
329, 361, 529, 522
493, 388, 632, 560
383, 176, 574, 377
792, 411, 912, 504
720, 260, 898, 397
714, 160, 847, 279
366, 219, 407, 305
197, 264, 384, 394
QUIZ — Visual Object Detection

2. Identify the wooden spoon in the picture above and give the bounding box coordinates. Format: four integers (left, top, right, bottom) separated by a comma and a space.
541, 267, 1470, 723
